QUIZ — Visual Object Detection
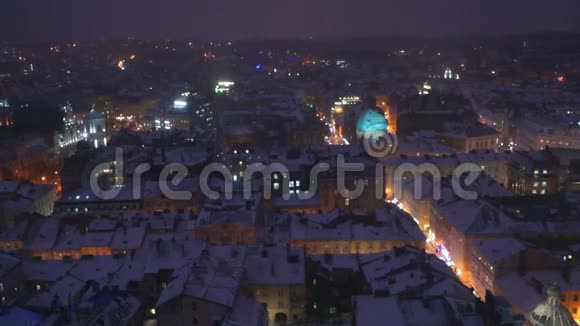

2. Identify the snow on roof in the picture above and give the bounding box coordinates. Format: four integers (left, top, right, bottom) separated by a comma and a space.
245, 247, 304, 285
359, 246, 461, 296
354, 295, 405, 326
0, 253, 20, 277
433, 199, 512, 235
26, 218, 60, 250
141, 235, 205, 274
399, 297, 455, 326
110, 225, 146, 250
290, 207, 424, 242
23, 260, 74, 282
68, 256, 123, 283
26, 275, 85, 309
495, 274, 544, 313
88, 217, 118, 232
310, 254, 359, 272
472, 238, 527, 264
53, 225, 83, 251
156, 247, 245, 308
0, 307, 42, 326
0, 220, 28, 241
82, 232, 114, 248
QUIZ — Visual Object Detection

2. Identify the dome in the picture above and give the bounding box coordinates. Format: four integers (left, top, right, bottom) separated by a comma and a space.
356, 108, 388, 139
530, 284, 577, 326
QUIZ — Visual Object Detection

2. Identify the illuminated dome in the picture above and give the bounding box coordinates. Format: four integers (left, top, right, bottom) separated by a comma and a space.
530, 284, 577, 326
356, 108, 388, 139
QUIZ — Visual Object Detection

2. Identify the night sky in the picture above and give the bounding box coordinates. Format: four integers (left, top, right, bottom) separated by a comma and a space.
2, 0, 580, 41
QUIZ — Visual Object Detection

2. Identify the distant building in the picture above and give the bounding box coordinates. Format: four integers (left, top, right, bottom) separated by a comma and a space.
507, 150, 561, 195
84, 108, 108, 149
0, 96, 14, 128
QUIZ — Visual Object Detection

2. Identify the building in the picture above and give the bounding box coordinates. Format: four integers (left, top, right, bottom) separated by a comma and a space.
508, 150, 561, 195
245, 247, 306, 323
0, 96, 14, 128
194, 194, 262, 246
530, 284, 576, 326
84, 108, 108, 149
469, 238, 527, 298
155, 246, 267, 326
288, 206, 425, 255
439, 123, 501, 152
0, 253, 22, 306
0, 181, 56, 231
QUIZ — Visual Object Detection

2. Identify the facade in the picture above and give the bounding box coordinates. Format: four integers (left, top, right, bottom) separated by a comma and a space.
288, 207, 425, 255
245, 247, 306, 323
508, 150, 561, 195
84, 108, 108, 149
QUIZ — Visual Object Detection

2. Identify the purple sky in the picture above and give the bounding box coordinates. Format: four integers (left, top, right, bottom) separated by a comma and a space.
2, 0, 580, 41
